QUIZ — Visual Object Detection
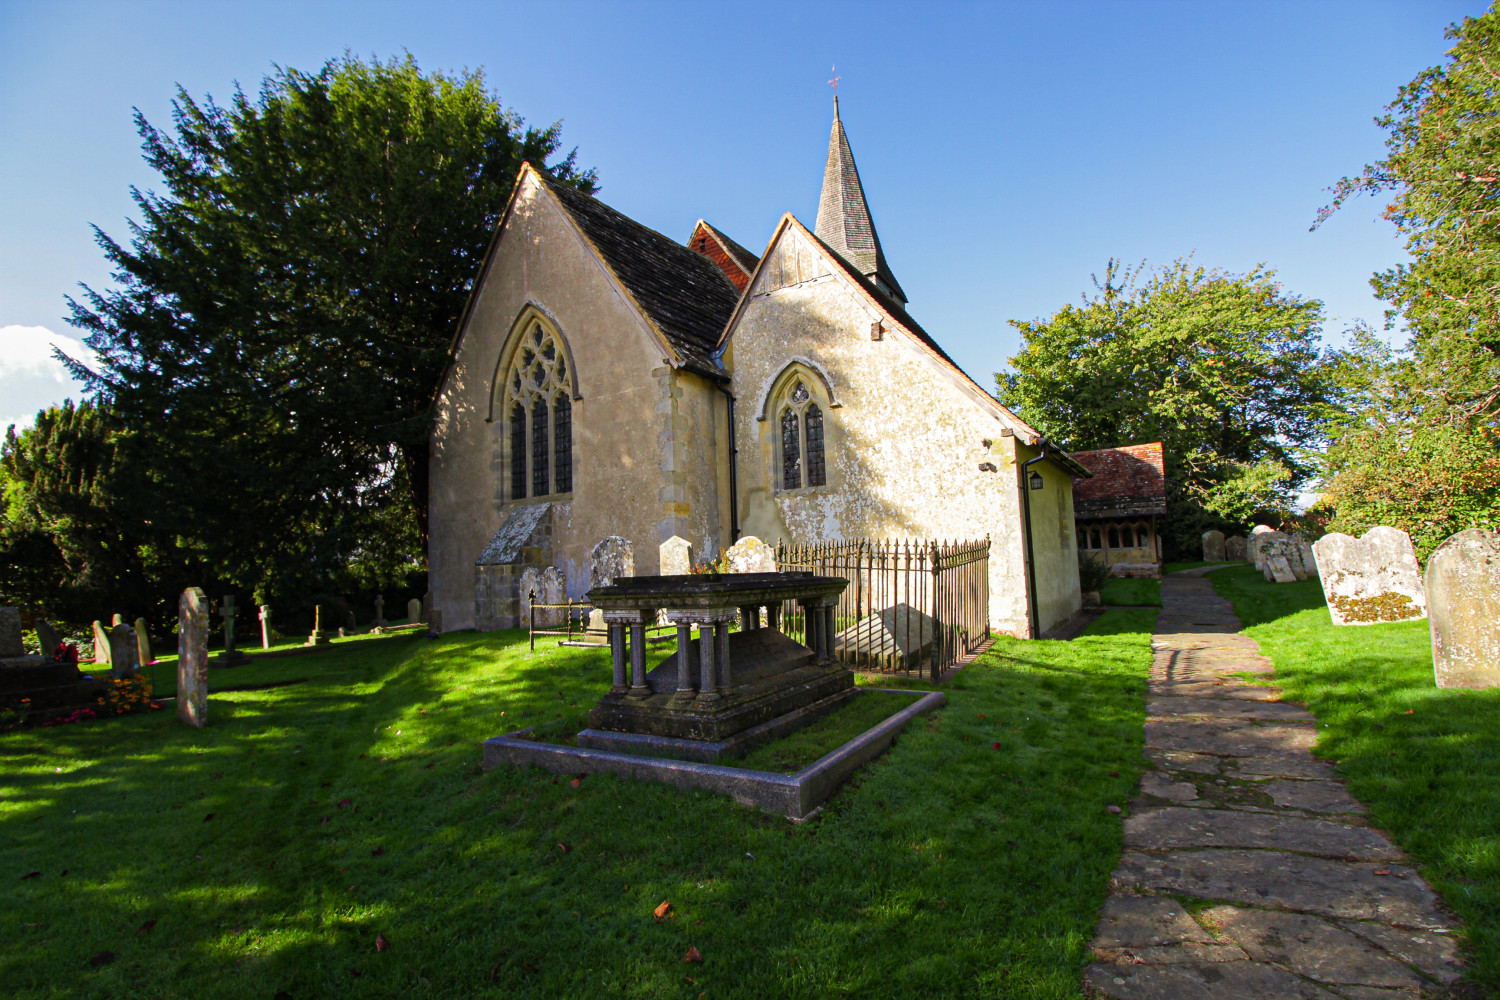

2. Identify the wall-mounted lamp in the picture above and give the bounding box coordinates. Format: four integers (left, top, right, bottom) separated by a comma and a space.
1028, 471, 1045, 491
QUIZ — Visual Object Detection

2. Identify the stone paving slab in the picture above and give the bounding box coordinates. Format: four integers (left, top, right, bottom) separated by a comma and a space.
1124, 808, 1403, 860
1085, 572, 1466, 999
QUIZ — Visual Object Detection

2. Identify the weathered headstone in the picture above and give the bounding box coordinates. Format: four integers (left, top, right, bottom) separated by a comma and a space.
344, 610, 356, 633
1264, 554, 1298, 584
1248, 524, 1275, 569
0, 607, 22, 658
92, 620, 111, 666
428, 608, 442, 634
725, 535, 777, 574
107, 623, 139, 679
217, 595, 249, 666
133, 617, 153, 665
35, 620, 62, 659
659, 535, 694, 576
1224, 535, 1247, 562
1427, 528, 1500, 689
177, 587, 209, 728
590, 536, 635, 590
373, 595, 387, 627
1201, 530, 1226, 562
258, 605, 272, 649
111, 613, 125, 626
407, 598, 423, 624
1312, 527, 1427, 626
1258, 531, 1307, 582
305, 605, 331, 646
519, 566, 566, 627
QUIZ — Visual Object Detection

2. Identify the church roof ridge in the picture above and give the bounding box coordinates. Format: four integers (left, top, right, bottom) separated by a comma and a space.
815, 103, 907, 305
691, 219, 760, 276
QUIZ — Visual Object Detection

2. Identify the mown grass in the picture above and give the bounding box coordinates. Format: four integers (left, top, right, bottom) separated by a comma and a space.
1098, 577, 1161, 607
1, 612, 1153, 999
1209, 566, 1500, 992
735, 690, 921, 774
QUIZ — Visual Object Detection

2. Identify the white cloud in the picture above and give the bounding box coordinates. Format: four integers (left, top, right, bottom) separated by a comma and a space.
0, 324, 101, 434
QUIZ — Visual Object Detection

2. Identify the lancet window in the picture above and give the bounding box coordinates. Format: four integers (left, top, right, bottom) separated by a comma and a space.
776, 380, 828, 491
500, 319, 574, 500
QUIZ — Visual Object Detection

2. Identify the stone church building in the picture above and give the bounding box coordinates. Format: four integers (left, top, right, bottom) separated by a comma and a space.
428, 102, 1089, 638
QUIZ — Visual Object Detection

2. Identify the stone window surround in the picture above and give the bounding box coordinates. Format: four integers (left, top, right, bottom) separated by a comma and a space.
489, 305, 581, 503
763, 362, 836, 495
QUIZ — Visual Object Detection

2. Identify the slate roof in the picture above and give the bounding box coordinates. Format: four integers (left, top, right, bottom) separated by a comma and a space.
1069, 443, 1168, 518
815, 99, 908, 305
538, 172, 740, 374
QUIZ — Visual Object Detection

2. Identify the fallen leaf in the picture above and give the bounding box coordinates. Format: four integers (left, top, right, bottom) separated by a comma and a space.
1006, 840, 1018, 849
522, 962, 540, 972
320, 816, 330, 825
194, 854, 203, 860
991, 742, 1001, 750
1109, 771, 1120, 777
421, 763, 435, 770
171, 804, 184, 810
1374, 868, 1392, 876
211, 772, 222, 779
576, 772, 587, 781
683, 945, 703, 963
686, 976, 698, 985
570, 779, 581, 788
203, 813, 215, 822
1106, 805, 1122, 814
1404, 709, 1415, 715
654, 900, 673, 921
59, 870, 67, 877
20, 870, 40, 880
977, 714, 986, 719
557, 843, 571, 854
347, 885, 357, 893
337, 798, 352, 809
358, 753, 367, 759
371, 846, 385, 858
375, 932, 389, 952
320, 782, 332, 788
135, 919, 156, 937
89, 951, 115, 967
349, 968, 362, 978
489, 963, 502, 980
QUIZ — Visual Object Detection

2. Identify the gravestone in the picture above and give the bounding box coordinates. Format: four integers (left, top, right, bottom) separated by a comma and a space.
305, 605, 331, 646
1201, 530, 1226, 563
258, 605, 272, 649
217, 595, 249, 666
1264, 554, 1298, 584
725, 535, 777, 574
107, 623, 139, 679
92, 620, 111, 666
1426, 528, 1500, 689
344, 610, 356, 632
111, 613, 125, 626
519, 566, 566, 626
407, 598, 423, 624
1312, 527, 1427, 626
36, 620, 62, 659
427, 608, 443, 635
1294, 533, 1318, 579
133, 617, 153, 665
1258, 532, 1307, 582
373, 595, 387, 627
590, 536, 635, 590
1224, 536, 1247, 562
177, 587, 209, 727
1248, 525, 1275, 569
660, 535, 694, 576
0, 607, 22, 658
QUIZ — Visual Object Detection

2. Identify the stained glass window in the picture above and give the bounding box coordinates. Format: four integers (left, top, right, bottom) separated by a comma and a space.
553, 395, 572, 494
509, 403, 527, 500
781, 408, 801, 490
805, 404, 825, 486
531, 398, 549, 497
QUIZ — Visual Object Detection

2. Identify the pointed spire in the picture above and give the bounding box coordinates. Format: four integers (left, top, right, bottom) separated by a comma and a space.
814, 98, 907, 305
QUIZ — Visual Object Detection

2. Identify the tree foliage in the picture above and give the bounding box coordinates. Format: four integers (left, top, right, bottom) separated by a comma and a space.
62, 53, 594, 611
996, 259, 1342, 556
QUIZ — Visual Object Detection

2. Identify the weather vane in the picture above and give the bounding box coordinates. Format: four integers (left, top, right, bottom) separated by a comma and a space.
829, 64, 840, 96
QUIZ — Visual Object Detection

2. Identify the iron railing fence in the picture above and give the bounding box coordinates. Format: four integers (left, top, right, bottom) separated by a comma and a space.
775, 537, 990, 681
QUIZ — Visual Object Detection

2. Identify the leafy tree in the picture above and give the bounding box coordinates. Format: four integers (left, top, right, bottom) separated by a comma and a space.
1319, 6, 1500, 399
996, 259, 1342, 557
66, 53, 595, 601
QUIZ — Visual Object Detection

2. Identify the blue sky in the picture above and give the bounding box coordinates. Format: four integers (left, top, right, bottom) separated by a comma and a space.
0, 0, 1484, 433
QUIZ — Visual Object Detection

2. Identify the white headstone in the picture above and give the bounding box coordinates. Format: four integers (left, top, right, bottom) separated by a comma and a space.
1264, 554, 1298, 584
1312, 527, 1427, 626
133, 617, 153, 665
407, 598, 423, 624
1258, 531, 1307, 581
1248, 525, 1275, 570
725, 535, 777, 574
590, 536, 635, 590
107, 623, 139, 679
520, 566, 566, 626
177, 588, 209, 728
1427, 528, 1500, 689
659, 535, 694, 576
92, 619, 111, 666
1201, 530, 1226, 562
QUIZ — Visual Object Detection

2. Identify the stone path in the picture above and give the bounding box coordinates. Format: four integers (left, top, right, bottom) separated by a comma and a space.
1085, 570, 1466, 999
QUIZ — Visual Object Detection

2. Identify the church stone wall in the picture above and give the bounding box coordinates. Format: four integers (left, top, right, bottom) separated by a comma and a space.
726, 226, 1080, 636
429, 177, 704, 630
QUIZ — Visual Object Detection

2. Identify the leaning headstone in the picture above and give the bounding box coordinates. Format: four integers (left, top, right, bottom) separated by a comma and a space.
1312, 527, 1427, 626
107, 623, 139, 679
1427, 528, 1500, 689
725, 535, 777, 574
133, 617, 153, 665
373, 595, 387, 626
35, 620, 62, 660
1258, 531, 1307, 581
1294, 534, 1318, 579
519, 566, 566, 627
258, 605, 272, 649
1248, 525, 1275, 569
217, 595, 249, 666
1264, 554, 1298, 584
407, 598, 422, 624
177, 587, 209, 728
1201, 530, 1226, 563
0, 607, 22, 658
305, 605, 331, 646
589, 536, 635, 590
92, 620, 111, 666
1224, 536, 1247, 562
659, 535, 694, 576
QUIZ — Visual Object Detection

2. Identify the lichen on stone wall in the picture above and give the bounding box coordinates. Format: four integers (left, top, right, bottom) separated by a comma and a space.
1327, 592, 1423, 624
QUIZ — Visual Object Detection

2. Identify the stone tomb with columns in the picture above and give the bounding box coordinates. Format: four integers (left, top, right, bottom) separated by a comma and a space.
578, 572, 852, 754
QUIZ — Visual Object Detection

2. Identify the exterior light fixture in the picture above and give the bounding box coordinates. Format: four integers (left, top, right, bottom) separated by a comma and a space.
1028, 471, 1045, 491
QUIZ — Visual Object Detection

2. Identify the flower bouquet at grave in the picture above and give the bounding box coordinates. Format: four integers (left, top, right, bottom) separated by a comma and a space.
0, 698, 32, 732
99, 673, 157, 717
52, 642, 79, 664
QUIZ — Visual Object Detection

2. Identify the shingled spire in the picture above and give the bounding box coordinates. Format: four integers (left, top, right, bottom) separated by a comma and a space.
815, 96, 907, 305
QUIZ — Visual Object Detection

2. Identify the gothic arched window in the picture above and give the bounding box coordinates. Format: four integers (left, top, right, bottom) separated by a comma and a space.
498, 317, 574, 500
776, 380, 828, 492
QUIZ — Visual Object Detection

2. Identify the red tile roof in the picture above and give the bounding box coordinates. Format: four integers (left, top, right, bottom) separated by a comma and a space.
1069, 443, 1167, 518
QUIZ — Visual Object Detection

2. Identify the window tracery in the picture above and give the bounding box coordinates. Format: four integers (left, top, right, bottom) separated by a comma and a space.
499, 319, 573, 500
775, 378, 828, 492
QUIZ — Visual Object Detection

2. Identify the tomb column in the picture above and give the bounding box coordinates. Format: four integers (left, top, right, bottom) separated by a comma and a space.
604, 608, 655, 696
801, 600, 823, 658
674, 623, 694, 693
739, 605, 759, 630
822, 603, 838, 661
714, 620, 732, 691
767, 603, 780, 632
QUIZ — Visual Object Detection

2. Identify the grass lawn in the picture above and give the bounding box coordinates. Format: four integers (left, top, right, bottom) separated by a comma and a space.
2, 612, 1153, 999
1098, 577, 1161, 607
1209, 566, 1500, 992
